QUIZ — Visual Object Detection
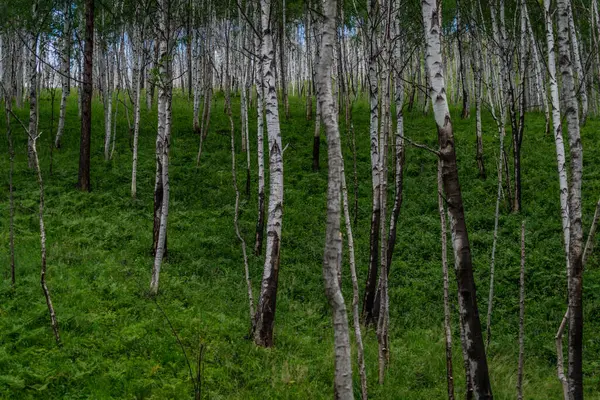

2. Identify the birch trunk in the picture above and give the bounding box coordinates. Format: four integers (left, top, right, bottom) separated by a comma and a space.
566, 3, 587, 126
150, 0, 173, 296
55, 1, 71, 149
254, 16, 266, 256
28, 3, 39, 169
517, 222, 526, 400
438, 161, 455, 400
316, 0, 353, 396
78, 0, 94, 191
131, 22, 143, 198
363, 0, 381, 326
556, 0, 585, 397
421, 1, 492, 397
254, 0, 284, 348
546, 1, 572, 395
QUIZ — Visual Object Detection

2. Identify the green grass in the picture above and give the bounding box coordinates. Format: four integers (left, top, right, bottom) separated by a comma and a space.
1, 90, 600, 399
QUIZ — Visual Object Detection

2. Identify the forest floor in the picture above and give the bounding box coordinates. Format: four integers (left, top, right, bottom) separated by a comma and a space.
1, 92, 600, 399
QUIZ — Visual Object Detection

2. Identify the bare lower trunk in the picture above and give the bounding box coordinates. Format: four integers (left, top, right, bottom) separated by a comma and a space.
517, 222, 526, 400
254, 25, 266, 256
254, 0, 284, 348
421, 1, 492, 397
78, 0, 94, 192
229, 83, 254, 325
150, 0, 173, 296
486, 135, 505, 347
316, 0, 354, 396
131, 22, 144, 197
5, 100, 16, 286
55, 2, 71, 149
27, 10, 38, 169
313, 92, 321, 172
341, 167, 367, 400
438, 162, 454, 400
29, 129, 62, 347
363, 0, 381, 326
556, 0, 584, 397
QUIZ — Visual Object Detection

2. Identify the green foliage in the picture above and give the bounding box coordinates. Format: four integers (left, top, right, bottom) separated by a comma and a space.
1, 91, 600, 398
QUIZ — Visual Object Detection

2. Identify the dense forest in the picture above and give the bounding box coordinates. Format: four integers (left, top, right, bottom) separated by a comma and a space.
1, 0, 600, 398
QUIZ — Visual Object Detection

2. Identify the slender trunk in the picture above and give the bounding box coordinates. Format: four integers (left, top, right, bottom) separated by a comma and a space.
131, 24, 143, 198
29, 128, 62, 347
78, 0, 94, 191
279, 0, 289, 120
486, 138, 505, 347
229, 73, 254, 324
5, 99, 15, 286
363, 0, 381, 326
341, 166, 367, 400
421, 1, 492, 397
517, 222, 526, 400
566, 3, 587, 126
456, 0, 469, 119
556, 0, 584, 397
470, 6, 485, 179
150, 0, 173, 296
438, 161, 455, 400
254, 0, 284, 347
254, 22, 266, 256
28, 3, 39, 169
316, 0, 354, 396
55, 1, 71, 149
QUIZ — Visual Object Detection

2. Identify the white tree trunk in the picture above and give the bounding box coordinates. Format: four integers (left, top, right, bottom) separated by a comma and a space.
150, 0, 173, 296
28, 3, 39, 169
316, 0, 354, 397
131, 23, 144, 198
253, 0, 284, 348
55, 2, 71, 149
421, 0, 492, 396
556, 0, 584, 397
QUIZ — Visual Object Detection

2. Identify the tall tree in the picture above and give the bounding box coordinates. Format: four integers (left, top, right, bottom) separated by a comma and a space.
253, 0, 285, 347
55, 0, 71, 149
556, 0, 585, 397
150, 0, 174, 295
421, 0, 492, 397
315, 0, 353, 396
78, 0, 94, 191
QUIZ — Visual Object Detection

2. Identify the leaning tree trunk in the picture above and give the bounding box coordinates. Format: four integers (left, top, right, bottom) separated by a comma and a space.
421, 0, 493, 398
253, 0, 284, 348
316, 0, 354, 397
556, 0, 584, 397
150, 0, 173, 296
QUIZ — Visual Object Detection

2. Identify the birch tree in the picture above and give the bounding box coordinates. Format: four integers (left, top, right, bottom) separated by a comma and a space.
55, 0, 71, 149
253, 0, 285, 347
78, 0, 94, 191
150, 0, 174, 295
421, 0, 492, 397
315, 0, 353, 396
556, 0, 585, 396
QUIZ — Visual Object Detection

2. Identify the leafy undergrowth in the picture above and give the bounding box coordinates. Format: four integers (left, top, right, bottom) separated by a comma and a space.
1, 92, 600, 399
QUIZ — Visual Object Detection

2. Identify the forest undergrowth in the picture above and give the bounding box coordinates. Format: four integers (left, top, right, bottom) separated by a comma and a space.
1, 92, 600, 399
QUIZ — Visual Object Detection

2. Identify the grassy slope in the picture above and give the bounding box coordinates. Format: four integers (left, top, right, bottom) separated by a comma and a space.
1, 92, 600, 399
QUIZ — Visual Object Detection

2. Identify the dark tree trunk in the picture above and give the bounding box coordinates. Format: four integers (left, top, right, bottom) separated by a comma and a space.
362, 209, 380, 325
153, 159, 167, 258
78, 0, 94, 191
439, 121, 492, 398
